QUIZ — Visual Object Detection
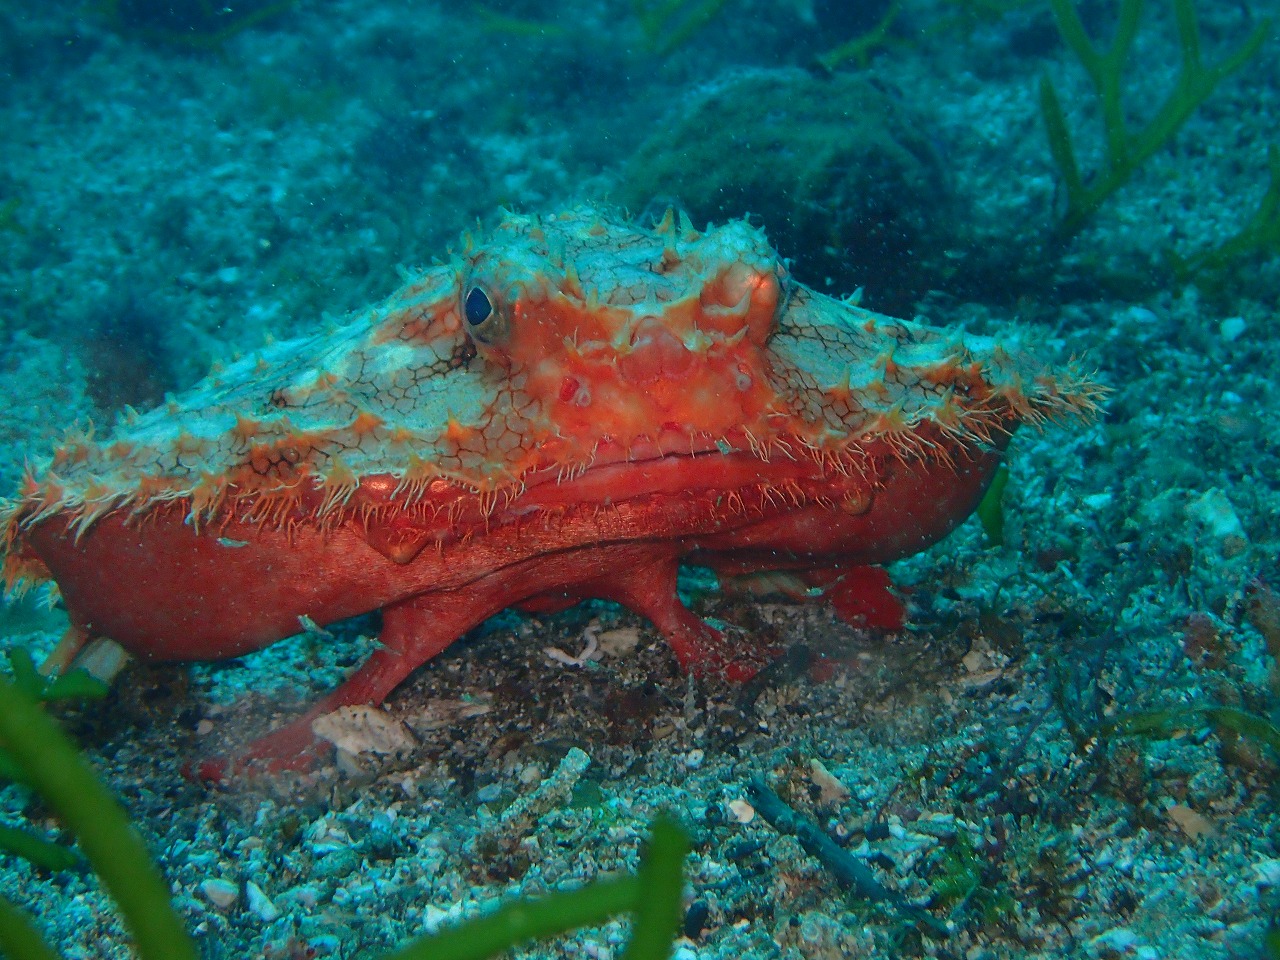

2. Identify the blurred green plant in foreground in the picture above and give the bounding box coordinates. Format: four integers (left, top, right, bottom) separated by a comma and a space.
0, 665, 689, 960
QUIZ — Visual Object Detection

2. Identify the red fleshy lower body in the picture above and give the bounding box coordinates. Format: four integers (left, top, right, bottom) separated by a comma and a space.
23, 444, 1002, 778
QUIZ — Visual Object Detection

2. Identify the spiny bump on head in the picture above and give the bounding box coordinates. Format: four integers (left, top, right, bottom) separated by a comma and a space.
560, 259, 585, 300
825, 365, 855, 405
173, 431, 210, 457
678, 209, 700, 243
441, 415, 478, 446
348, 410, 385, 437
231, 413, 262, 443
872, 346, 899, 380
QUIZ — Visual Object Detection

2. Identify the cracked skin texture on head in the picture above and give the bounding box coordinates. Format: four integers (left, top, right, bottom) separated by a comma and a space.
0, 205, 1101, 772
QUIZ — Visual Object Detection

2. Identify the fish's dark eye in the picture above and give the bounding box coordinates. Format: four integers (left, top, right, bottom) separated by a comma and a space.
464, 286, 493, 327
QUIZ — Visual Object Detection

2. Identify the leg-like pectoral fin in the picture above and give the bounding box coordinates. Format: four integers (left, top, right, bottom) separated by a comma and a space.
194, 589, 498, 779
575, 556, 774, 681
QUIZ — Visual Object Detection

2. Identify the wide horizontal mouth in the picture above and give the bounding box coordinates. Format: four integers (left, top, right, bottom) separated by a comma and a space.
507, 448, 862, 515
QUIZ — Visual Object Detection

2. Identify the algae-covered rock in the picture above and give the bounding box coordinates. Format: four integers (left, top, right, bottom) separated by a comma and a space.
620, 68, 951, 314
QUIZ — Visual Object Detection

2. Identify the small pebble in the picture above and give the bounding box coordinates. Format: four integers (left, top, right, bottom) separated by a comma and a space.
422, 904, 453, 934
1254, 859, 1280, 886
1091, 928, 1141, 952
1123, 305, 1159, 326
277, 884, 321, 909
596, 627, 642, 657
199, 878, 239, 910
307, 934, 342, 956
1187, 488, 1247, 556
727, 799, 755, 824
245, 880, 280, 922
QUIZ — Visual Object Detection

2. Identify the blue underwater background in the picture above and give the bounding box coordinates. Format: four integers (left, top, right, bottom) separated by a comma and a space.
2, 1, 1280, 958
